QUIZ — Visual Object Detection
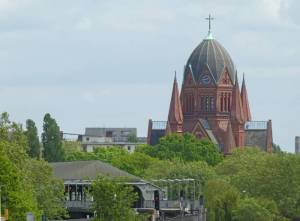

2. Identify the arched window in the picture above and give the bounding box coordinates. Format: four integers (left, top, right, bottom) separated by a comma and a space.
205, 96, 209, 111
228, 93, 231, 112
220, 93, 224, 112
210, 97, 214, 111
201, 96, 205, 111
184, 94, 194, 113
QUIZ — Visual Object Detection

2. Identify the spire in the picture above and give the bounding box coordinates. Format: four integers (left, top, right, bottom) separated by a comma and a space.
166, 72, 184, 134
241, 74, 252, 121
231, 73, 245, 124
224, 121, 236, 154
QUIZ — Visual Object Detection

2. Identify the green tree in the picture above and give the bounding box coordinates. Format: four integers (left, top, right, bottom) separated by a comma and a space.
0, 113, 68, 220
42, 113, 64, 162
272, 143, 282, 153
127, 133, 138, 143
204, 179, 240, 221
92, 176, 143, 221
216, 148, 300, 220
136, 133, 223, 165
233, 197, 279, 221
27, 159, 66, 219
25, 119, 41, 158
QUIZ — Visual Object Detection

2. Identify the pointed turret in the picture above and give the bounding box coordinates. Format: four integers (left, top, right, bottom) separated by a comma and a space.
230, 74, 246, 147
223, 121, 236, 154
231, 74, 245, 124
166, 73, 184, 134
241, 74, 252, 122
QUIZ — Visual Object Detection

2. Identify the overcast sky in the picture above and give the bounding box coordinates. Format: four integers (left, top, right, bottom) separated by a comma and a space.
0, 0, 299, 152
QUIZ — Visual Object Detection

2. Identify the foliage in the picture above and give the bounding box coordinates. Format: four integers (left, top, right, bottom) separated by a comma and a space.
62, 140, 81, 154
27, 159, 66, 219
25, 119, 41, 158
272, 143, 282, 153
127, 133, 138, 143
92, 176, 144, 221
64, 133, 300, 220
232, 197, 283, 221
0, 113, 66, 220
204, 178, 240, 221
64, 147, 128, 163
136, 133, 223, 165
216, 148, 300, 220
42, 113, 64, 162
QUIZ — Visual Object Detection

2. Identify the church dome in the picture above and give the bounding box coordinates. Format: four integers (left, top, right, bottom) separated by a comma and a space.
184, 37, 236, 84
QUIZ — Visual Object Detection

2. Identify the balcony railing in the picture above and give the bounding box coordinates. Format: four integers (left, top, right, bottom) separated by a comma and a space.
65, 200, 200, 210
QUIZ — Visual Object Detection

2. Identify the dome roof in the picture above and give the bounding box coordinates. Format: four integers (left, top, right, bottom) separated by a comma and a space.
184, 38, 236, 84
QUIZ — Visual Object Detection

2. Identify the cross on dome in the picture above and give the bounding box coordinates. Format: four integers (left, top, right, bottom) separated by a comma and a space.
205, 14, 215, 39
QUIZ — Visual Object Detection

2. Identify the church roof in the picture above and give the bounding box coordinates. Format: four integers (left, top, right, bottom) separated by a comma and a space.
184, 38, 236, 83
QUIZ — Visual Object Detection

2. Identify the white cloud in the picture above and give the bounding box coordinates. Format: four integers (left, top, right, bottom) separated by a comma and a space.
0, 0, 299, 151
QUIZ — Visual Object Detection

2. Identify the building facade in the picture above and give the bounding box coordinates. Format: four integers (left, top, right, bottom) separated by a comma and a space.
148, 26, 273, 154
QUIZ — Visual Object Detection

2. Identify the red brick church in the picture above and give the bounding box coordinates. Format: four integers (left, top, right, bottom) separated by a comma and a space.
147, 17, 273, 154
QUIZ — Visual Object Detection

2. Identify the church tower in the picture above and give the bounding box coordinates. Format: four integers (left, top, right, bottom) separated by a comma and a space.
180, 14, 246, 151
147, 15, 273, 154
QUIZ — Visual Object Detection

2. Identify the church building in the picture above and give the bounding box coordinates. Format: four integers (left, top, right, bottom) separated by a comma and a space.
147, 16, 273, 154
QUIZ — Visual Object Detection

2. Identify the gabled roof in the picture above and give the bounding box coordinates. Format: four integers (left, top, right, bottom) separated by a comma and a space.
50, 160, 140, 182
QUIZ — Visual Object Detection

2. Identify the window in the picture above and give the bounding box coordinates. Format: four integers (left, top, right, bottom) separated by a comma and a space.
106, 131, 113, 137
184, 94, 194, 113
220, 93, 224, 112
210, 97, 214, 111
228, 93, 231, 112
205, 96, 209, 111
201, 96, 205, 111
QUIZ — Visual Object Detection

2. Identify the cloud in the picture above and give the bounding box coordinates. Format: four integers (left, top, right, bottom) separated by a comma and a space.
0, 0, 299, 151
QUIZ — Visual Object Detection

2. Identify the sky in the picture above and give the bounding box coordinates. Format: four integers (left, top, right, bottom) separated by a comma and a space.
0, 0, 299, 152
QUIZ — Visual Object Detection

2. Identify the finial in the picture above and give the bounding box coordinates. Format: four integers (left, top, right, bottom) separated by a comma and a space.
205, 14, 215, 40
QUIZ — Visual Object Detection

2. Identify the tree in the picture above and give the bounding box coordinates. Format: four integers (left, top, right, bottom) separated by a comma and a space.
0, 112, 66, 220
216, 148, 300, 220
136, 133, 223, 165
127, 133, 138, 143
92, 176, 143, 221
272, 143, 282, 153
42, 113, 64, 162
25, 119, 40, 158
204, 179, 240, 221
27, 159, 66, 219
233, 197, 279, 221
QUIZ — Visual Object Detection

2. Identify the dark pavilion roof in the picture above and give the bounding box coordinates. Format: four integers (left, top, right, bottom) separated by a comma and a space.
184, 38, 236, 83
50, 160, 140, 182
